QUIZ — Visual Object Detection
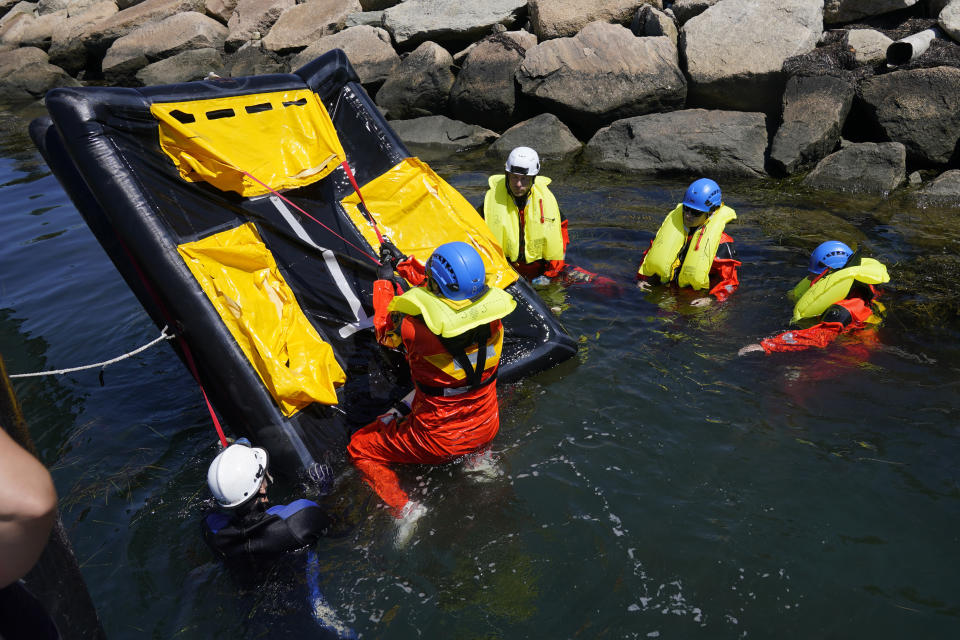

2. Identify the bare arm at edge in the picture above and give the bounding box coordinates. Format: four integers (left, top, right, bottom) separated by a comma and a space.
0, 426, 57, 588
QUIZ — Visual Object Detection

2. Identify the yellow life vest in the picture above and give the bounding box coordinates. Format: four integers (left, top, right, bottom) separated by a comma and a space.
790, 258, 890, 324
638, 204, 736, 290
387, 286, 517, 338
484, 175, 564, 263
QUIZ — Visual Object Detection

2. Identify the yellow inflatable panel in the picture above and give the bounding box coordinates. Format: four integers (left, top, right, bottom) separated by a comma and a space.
340, 157, 518, 291
152, 89, 346, 197
178, 223, 346, 416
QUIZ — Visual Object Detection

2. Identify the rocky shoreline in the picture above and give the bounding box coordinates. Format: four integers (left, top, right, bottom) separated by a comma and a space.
1, 0, 959, 203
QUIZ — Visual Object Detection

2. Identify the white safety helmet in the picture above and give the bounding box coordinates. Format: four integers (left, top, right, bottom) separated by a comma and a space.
505, 146, 540, 176
207, 443, 269, 509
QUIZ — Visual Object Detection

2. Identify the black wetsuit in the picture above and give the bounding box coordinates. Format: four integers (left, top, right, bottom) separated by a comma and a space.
203, 499, 331, 559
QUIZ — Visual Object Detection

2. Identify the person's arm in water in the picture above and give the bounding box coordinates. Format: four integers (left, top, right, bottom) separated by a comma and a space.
0, 427, 57, 588
698, 235, 741, 304
739, 301, 861, 355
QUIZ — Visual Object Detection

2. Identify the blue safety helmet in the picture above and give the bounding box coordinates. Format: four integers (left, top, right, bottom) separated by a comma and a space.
426, 241, 487, 301
682, 178, 722, 213
808, 241, 853, 275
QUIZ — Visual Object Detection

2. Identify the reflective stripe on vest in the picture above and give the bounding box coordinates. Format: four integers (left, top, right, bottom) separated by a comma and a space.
387, 285, 517, 338
484, 175, 564, 263
638, 204, 736, 290
791, 258, 890, 324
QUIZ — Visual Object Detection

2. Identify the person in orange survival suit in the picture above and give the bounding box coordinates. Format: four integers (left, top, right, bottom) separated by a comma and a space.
347, 240, 516, 545
482, 146, 608, 288
738, 241, 890, 356
636, 178, 741, 306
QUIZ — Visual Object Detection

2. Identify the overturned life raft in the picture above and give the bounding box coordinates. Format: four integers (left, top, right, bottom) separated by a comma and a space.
30, 50, 577, 483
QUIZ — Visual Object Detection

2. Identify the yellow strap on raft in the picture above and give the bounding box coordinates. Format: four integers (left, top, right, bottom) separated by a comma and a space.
387, 286, 517, 338
178, 222, 346, 416
151, 89, 346, 197
340, 157, 518, 292
791, 257, 890, 324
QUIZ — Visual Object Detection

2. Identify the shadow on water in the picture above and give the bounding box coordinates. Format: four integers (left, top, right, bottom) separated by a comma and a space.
1, 127, 959, 638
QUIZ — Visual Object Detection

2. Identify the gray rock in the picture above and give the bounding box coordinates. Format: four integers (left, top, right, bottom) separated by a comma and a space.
918, 169, 960, 205
205, 0, 238, 24
528, 0, 663, 40
802, 141, 906, 195
290, 25, 398, 88
583, 109, 768, 177
682, 0, 822, 114
16, 8, 67, 50
38, 0, 99, 13
631, 4, 678, 47
224, 40, 285, 75
83, 0, 208, 56
102, 11, 227, 79
670, 0, 719, 25
135, 46, 222, 84
940, 0, 960, 44
0, 2, 35, 28
47, 1, 118, 75
824, 0, 919, 25
518, 22, 686, 130
0, 11, 32, 48
225, 0, 294, 52
0, 46, 81, 103
449, 33, 529, 131
769, 75, 854, 175
375, 40, 454, 119
908, 170, 922, 185
391, 115, 498, 152
846, 28, 893, 65
383, 0, 525, 49
860, 66, 960, 166
261, 0, 361, 54
485, 112, 582, 160
344, 10, 383, 28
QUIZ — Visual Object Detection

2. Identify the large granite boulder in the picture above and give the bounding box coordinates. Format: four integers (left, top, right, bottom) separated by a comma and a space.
802, 141, 906, 195
485, 112, 582, 161
15, 8, 67, 50
859, 66, 960, 166
225, 0, 294, 52
631, 4, 678, 47
940, 0, 960, 44
225, 40, 285, 75
205, 0, 238, 24
449, 32, 530, 131
846, 28, 893, 66
83, 0, 207, 57
0, 46, 80, 103
0, 10, 32, 48
517, 22, 686, 131
47, 1, 119, 75
101, 11, 227, 79
824, 0, 920, 25
290, 25, 398, 89
584, 109, 767, 177
135, 46, 222, 84
390, 115, 498, 153
383, 0, 525, 49
261, 0, 361, 54
918, 169, 960, 206
670, 0, 720, 24
770, 75, 855, 176
527, 0, 663, 40
375, 40, 454, 119
682, 0, 822, 114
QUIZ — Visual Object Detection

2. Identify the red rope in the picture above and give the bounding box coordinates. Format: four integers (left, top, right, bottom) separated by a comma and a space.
339, 161, 385, 245
240, 169, 381, 264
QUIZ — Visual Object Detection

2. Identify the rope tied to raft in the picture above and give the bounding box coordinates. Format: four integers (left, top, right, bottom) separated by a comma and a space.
9, 326, 176, 379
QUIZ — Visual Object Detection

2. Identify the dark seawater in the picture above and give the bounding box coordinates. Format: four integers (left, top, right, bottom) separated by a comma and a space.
2, 112, 959, 639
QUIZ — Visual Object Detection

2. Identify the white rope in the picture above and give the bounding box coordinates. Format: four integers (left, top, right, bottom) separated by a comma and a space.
9, 326, 176, 379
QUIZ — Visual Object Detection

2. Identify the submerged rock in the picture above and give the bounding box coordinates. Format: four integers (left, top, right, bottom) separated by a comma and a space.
802, 141, 906, 195
390, 115, 498, 152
